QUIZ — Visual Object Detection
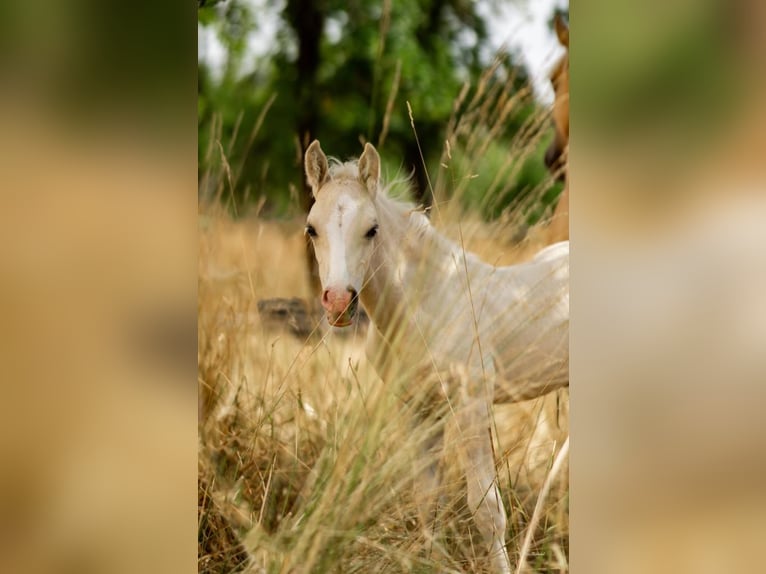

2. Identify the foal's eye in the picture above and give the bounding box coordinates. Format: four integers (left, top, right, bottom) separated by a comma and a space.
365, 225, 378, 239
305, 224, 317, 238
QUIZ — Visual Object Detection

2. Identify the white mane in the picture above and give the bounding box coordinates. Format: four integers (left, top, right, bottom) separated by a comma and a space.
326, 158, 360, 181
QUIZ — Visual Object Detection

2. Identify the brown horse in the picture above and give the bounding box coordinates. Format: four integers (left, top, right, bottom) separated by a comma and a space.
545, 14, 569, 243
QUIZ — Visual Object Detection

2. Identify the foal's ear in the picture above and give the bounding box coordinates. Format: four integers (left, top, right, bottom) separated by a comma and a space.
357, 142, 380, 197
554, 13, 569, 48
305, 140, 329, 196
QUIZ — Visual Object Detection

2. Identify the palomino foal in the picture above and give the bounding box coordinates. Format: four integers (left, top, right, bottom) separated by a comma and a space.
304, 140, 569, 573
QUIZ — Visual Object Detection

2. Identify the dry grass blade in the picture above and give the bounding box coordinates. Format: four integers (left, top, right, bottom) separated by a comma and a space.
378, 58, 402, 149
515, 437, 570, 574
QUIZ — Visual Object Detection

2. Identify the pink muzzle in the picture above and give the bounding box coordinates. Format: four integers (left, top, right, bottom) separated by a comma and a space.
321, 286, 358, 327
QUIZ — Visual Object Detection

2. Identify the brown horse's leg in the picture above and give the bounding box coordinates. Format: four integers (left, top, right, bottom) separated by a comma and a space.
549, 178, 569, 243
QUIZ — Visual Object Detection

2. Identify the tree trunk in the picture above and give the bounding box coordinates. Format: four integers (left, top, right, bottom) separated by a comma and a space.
407, 0, 448, 206
286, 0, 324, 298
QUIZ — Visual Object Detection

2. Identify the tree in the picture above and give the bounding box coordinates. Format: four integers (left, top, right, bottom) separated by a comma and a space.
198, 0, 556, 217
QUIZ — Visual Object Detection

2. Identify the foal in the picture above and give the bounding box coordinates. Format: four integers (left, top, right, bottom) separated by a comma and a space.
304, 140, 569, 573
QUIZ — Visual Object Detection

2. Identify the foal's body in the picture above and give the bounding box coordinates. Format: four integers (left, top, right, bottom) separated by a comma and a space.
361, 202, 569, 402
304, 141, 569, 573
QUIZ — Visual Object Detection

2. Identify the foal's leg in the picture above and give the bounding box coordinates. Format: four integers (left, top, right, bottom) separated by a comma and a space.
548, 177, 569, 243
412, 422, 445, 545
457, 398, 512, 574
408, 367, 452, 552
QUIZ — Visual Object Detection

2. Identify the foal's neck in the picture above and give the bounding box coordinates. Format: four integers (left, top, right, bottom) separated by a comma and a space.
359, 192, 446, 337
358, 195, 410, 335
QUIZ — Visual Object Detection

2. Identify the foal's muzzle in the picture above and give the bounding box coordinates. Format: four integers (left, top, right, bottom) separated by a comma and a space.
321, 286, 359, 327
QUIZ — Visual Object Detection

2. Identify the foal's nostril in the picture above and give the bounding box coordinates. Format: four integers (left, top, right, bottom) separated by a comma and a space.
346, 287, 359, 315
322, 289, 331, 306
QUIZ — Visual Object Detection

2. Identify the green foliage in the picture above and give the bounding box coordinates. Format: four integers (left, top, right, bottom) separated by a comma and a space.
198, 0, 560, 219
449, 135, 563, 224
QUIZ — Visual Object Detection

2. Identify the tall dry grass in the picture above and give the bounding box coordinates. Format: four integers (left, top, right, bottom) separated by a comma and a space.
199, 51, 568, 574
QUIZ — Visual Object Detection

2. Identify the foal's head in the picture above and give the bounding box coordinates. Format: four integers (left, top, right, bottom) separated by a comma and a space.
545, 13, 570, 181
304, 140, 381, 327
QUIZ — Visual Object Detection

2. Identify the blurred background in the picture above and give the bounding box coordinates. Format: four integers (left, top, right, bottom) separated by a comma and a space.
0, 0, 764, 572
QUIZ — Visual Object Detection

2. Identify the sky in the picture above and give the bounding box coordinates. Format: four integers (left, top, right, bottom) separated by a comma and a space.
479, 0, 568, 104
198, 0, 568, 104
